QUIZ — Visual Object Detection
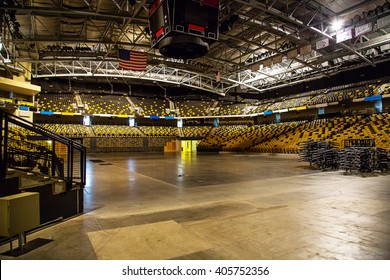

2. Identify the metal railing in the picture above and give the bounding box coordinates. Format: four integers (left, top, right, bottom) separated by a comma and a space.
0, 109, 86, 189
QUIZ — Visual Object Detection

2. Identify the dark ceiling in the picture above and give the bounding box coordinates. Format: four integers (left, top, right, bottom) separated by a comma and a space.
1, 0, 390, 97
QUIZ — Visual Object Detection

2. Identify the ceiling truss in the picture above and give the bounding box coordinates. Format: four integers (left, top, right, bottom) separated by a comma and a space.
29, 60, 231, 95
1, 0, 390, 96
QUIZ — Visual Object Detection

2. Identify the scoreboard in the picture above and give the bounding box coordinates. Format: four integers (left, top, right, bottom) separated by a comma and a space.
148, 0, 220, 59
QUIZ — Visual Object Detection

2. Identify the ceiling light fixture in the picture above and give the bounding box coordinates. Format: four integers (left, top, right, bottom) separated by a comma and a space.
332, 19, 344, 32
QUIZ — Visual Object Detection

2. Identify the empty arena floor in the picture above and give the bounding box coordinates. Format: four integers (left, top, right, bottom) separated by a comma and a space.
1, 152, 390, 260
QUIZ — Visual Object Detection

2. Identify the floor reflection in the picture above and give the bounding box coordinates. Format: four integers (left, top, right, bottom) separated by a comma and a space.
3, 153, 387, 260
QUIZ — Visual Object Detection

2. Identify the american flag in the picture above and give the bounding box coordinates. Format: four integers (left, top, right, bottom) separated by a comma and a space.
118, 49, 147, 71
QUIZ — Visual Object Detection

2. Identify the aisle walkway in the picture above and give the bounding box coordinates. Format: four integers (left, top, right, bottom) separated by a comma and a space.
1, 153, 389, 260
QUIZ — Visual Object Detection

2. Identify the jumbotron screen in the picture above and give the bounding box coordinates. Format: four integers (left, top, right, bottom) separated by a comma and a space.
148, 0, 220, 48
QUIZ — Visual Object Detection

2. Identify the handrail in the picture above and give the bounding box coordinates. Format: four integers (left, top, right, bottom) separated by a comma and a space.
1, 109, 86, 187
4, 111, 85, 149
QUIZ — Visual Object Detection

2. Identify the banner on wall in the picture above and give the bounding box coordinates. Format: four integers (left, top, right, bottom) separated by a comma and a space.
263, 58, 272, 67
377, 14, 390, 29
355, 22, 372, 37
250, 63, 260, 71
300, 44, 312, 55
272, 55, 282, 64
316, 38, 329, 50
336, 29, 353, 43
287, 49, 298, 59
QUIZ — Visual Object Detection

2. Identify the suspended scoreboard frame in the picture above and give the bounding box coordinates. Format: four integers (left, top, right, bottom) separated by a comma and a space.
148, 0, 220, 49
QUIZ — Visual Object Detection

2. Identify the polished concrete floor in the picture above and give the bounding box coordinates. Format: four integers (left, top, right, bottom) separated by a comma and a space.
1, 152, 390, 260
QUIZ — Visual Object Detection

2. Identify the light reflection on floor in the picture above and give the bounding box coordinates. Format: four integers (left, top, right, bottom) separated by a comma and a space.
1, 152, 389, 260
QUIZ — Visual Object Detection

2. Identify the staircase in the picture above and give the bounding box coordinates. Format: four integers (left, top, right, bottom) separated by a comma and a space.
0, 109, 86, 187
